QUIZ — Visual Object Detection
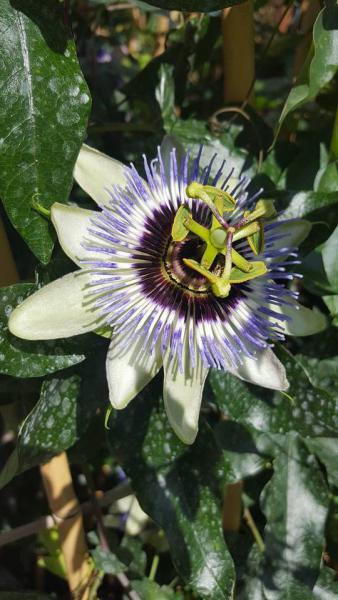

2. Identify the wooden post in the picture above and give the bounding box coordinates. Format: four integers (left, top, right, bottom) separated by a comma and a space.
0, 216, 19, 286
222, 481, 243, 532
40, 455, 93, 599
222, 1, 255, 104
293, 0, 321, 80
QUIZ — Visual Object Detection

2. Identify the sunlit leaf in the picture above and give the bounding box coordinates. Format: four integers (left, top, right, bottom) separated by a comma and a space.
0, 375, 81, 489
323, 295, 338, 325
321, 225, 338, 290
0, 0, 91, 263
305, 437, 338, 488
260, 434, 329, 598
313, 566, 338, 598
132, 579, 184, 600
90, 546, 127, 575
278, 7, 338, 130
280, 191, 338, 220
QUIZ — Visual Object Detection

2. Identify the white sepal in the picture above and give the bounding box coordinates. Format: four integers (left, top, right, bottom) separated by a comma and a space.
51, 203, 98, 267
230, 347, 289, 391
74, 144, 130, 207
8, 271, 99, 340
269, 301, 327, 337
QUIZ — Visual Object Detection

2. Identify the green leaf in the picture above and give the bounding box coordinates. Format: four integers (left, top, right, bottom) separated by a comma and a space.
171, 117, 252, 179
141, 1, 245, 12
0, 375, 81, 489
108, 388, 235, 600
18, 375, 81, 467
213, 420, 274, 482
119, 537, 147, 577
156, 64, 176, 130
0, 0, 91, 263
305, 438, 338, 487
323, 295, 338, 325
209, 347, 338, 438
279, 191, 338, 220
90, 546, 127, 575
260, 434, 329, 598
0, 284, 86, 377
278, 7, 338, 130
302, 227, 338, 295
321, 225, 338, 290
313, 566, 338, 599
132, 579, 184, 600
314, 160, 338, 193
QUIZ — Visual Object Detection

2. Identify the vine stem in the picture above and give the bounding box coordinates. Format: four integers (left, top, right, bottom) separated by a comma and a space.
148, 554, 160, 582
0, 481, 132, 547
243, 508, 265, 553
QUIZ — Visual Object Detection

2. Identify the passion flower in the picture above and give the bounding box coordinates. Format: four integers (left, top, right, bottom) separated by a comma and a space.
8, 141, 326, 443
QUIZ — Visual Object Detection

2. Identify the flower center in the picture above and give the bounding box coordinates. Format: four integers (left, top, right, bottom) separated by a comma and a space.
163, 236, 225, 294
169, 182, 276, 298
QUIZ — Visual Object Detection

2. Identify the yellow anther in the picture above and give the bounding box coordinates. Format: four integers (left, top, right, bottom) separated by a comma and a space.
233, 221, 260, 242
244, 199, 276, 223
231, 248, 252, 273
183, 258, 231, 298
247, 221, 264, 255
229, 261, 267, 283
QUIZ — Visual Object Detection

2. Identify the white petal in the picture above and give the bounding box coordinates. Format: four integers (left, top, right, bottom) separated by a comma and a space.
230, 348, 289, 391
273, 219, 311, 250
8, 271, 100, 340
112, 495, 149, 536
74, 144, 130, 207
268, 301, 327, 336
163, 352, 208, 445
51, 203, 98, 267
106, 335, 162, 409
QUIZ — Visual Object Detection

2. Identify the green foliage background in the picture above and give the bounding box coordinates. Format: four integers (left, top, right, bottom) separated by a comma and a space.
0, 0, 337, 598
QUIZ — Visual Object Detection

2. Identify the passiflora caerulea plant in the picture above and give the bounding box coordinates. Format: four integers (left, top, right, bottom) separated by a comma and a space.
0, 1, 338, 598
9, 142, 325, 444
